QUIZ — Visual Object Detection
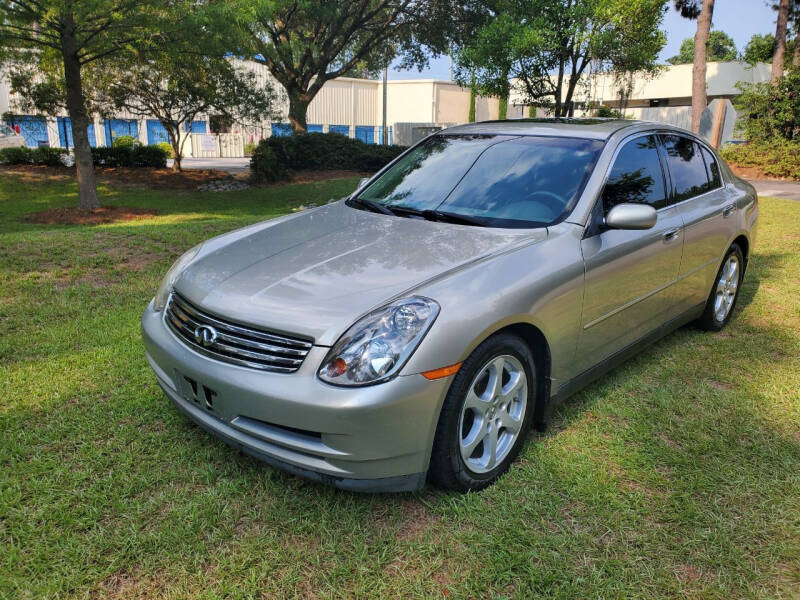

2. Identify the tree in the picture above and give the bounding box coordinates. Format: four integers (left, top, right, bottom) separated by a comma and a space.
667, 30, 738, 64
100, 55, 280, 171
772, 0, 791, 82
454, 0, 667, 118
671, 0, 714, 133
0, 0, 165, 210
742, 31, 798, 67
734, 71, 800, 141
743, 33, 776, 64
234, 0, 457, 133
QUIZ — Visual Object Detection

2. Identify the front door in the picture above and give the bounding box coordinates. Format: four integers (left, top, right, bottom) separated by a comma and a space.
577, 134, 684, 373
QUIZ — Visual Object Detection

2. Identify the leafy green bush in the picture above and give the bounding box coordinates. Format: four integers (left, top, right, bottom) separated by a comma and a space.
595, 105, 625, 119
720, 140, 800, 180
0, 146, 67, 166
91, 144, 169, 168
250, 132, 406, 182
111, 135, 141, 149
734, 71, 800, 143
155, 142, 174, 158
249, 145, 286, 182
244, 142, 258, 156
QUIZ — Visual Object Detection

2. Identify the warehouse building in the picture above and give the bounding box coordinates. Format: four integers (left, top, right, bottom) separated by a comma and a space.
0, 59, 770, 153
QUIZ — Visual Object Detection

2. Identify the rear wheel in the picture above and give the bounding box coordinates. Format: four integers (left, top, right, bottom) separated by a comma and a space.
696, 244, 744, 331
428, 333, 536, 492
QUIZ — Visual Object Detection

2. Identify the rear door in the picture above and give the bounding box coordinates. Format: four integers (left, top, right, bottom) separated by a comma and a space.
661, 135, 737, 311
577, 133, 684, 373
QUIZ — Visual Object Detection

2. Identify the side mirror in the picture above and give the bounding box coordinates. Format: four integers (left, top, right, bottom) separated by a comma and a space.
604, 203, 657, 230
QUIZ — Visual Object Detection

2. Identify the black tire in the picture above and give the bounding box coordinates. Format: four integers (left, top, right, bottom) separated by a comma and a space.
696, 243, 745, 331
428, 333, 536, 492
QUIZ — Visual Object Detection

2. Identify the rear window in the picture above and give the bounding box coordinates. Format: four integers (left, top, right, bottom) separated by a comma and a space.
660, 134, 713, 201
357, 134, 604, 228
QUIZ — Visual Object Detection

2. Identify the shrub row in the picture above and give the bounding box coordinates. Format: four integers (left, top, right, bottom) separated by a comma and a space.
0, 146, 67, 166
90, 145, 169, 168
250, 132, 407, 182
720, 140, 800, 180
0, 144, 170, 168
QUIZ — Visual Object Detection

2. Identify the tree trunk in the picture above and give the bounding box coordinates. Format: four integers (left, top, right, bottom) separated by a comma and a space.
498, 68, 509, 120
772, 0, 791, 81
60, 12, 100, 210
468, 74, 476, 122
691, 0, 714, 133
287, 92, 310, 133
794, 25, 800, 68
554, 68, 564, 117
498, 95, 508, 120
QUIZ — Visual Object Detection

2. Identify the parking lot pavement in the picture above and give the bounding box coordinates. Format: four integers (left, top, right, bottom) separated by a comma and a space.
749, 180, 800, 201
170, 157, 250, 173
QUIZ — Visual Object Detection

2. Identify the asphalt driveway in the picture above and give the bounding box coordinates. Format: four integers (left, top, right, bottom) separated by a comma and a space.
749, 180, 800, 201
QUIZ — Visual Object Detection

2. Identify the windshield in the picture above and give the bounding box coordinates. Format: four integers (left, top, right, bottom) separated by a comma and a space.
354, 134, 604, 228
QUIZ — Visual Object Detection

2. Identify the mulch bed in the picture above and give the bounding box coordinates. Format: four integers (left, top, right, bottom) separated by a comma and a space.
24, 206, 159, 226
728, 163, 797, 182
0, 165, 231, 189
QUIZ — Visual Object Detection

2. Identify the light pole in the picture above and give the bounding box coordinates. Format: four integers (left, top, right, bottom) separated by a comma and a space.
382, 65, 388, 145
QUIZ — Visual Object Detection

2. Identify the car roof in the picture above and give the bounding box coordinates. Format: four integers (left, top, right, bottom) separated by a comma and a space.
442, 118, 662, 140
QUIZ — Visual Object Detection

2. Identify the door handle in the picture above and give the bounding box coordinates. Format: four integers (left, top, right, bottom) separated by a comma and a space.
722, 204, 735, 218
663, 228, 681, 242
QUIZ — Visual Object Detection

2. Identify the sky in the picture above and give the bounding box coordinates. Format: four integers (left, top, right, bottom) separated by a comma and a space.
387, 0, 780, 80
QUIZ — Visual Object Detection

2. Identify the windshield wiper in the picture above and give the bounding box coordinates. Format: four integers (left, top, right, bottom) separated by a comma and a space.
423, 209, 488, 227
347, 197, 397, 216
388, 204, 487, 227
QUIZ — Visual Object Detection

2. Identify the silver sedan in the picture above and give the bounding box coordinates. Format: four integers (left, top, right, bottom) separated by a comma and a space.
142, 119, 757, 492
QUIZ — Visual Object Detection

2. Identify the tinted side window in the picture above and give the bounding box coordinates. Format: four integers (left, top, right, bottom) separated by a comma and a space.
700, 145, 722, 189
660, 135, 711, 201
602, 135, 666, 213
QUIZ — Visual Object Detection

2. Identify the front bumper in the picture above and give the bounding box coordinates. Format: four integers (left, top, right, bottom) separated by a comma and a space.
141, 302, 450, 492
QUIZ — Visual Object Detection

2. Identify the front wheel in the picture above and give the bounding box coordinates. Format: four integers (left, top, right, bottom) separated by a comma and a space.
428, 333, 536, 492
696, 244, 745, 331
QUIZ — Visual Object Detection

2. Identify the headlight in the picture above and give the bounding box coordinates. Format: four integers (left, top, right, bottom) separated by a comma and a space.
152, 244, 202, 312
318, 296, 440, 386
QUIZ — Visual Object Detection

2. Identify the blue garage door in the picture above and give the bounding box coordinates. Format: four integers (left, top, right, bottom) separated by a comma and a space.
271, 123, 293, 137
328, 125, 349, 137
307, 124, 323, 133
104, 119, 138, 146
5, 116, 48, 148
56, 117, 97, 148
185, 120, 207, 134
146, 120, 171, 145
377, 126, 393, 145
355, 126, 374, 144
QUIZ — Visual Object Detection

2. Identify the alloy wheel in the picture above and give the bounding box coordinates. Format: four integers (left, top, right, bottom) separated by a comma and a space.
458, 354, 528, 474
714, 254, 740, 322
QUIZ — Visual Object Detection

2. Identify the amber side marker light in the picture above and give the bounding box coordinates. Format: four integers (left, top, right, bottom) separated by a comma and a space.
421, 362, 463, 380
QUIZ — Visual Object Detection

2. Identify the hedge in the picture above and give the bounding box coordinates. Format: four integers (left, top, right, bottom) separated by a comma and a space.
250, 132, 407, 182
0, 144, 169, 168
720, 140, 800, 180
91, 145, 169, 168
0, 146, 67, 166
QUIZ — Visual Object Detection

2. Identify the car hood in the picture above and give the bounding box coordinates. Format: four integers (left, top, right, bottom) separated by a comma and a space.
175, 201, 545, 346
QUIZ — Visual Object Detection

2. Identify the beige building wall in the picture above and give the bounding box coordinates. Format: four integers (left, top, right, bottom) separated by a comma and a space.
583, 61, 771, 106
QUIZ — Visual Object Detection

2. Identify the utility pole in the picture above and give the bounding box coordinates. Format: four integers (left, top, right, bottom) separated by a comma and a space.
382, 65, 389, 145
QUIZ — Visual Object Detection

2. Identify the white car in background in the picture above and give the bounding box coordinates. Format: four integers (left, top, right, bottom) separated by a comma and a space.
0, 124, 25, 149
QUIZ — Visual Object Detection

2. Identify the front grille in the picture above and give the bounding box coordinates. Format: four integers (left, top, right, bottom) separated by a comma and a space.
165, 292, 313, 373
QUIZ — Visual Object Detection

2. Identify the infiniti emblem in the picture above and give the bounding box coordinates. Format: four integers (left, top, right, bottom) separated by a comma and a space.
194, 325, 218, 348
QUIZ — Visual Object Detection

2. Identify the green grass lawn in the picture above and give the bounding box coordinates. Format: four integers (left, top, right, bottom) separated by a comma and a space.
1, 171, 799, 599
